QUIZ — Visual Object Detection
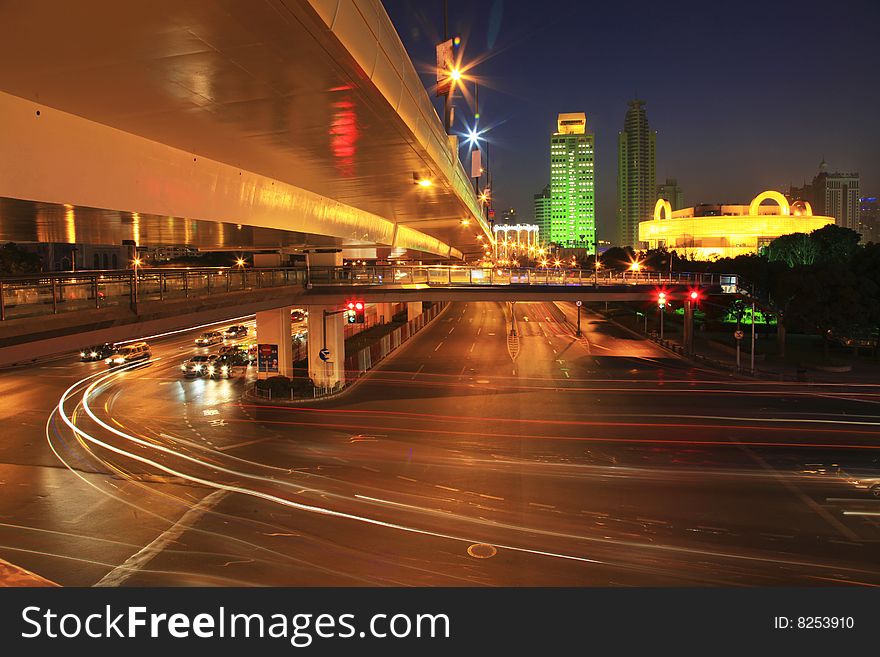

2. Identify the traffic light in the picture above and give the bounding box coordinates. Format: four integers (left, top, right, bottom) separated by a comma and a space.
354, 301, 365, 324
346, 302, 356, 324
688, 290, 701, 305
657, 291, 667, 309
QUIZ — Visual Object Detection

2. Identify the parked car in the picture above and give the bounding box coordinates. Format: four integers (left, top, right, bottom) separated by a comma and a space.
105, 342, 151, 367
195, 331, 223, 347
181, 354, 217, 377
80, 343, 116, 362
223, 325, 248, 339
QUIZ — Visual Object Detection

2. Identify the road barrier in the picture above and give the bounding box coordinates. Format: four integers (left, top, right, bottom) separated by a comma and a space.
339, 302, 448, 389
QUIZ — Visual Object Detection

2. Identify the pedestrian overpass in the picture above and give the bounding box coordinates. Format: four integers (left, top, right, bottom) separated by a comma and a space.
0, 265, 740, 371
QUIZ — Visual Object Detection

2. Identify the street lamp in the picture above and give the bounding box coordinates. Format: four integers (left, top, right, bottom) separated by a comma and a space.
131, 257, 142, 313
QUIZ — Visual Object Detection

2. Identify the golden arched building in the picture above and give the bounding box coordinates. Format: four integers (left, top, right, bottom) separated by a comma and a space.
638, 190, 833, 259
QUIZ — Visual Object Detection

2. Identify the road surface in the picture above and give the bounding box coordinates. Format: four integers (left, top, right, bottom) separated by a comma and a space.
1, 301, 879, 586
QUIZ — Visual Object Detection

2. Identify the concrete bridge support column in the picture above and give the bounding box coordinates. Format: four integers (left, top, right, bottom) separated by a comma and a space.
307, 305, 345, 388
255, 307, 292, 378
683, 300, 694, 355
407, 302, 423, 322
376, 302, 395, 324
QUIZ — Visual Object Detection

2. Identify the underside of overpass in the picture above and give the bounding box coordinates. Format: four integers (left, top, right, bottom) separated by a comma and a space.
0, 0, 489, 259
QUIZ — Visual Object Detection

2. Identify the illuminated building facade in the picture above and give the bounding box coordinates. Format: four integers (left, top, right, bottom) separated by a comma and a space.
549, 113, 595, 251
639, 190, 834, 259
617, 100, 656, 248
492, 224, 540, 261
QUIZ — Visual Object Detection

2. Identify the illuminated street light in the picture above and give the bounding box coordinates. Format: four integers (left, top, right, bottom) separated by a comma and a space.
416, 178, 433, 187
629, 260, 641, 272
460, 218, 470, 226
235, 258, 246, 268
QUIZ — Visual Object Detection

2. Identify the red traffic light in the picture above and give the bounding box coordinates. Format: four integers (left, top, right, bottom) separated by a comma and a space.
347, 302, 355, 310
355, 302, 364, 311
689, 291, 699, 301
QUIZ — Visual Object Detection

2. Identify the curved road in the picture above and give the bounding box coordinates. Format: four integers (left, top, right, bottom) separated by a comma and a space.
2, 301, 879, 586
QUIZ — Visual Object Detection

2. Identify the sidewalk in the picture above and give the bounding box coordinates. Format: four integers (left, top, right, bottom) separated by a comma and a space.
595, 304, 880, 383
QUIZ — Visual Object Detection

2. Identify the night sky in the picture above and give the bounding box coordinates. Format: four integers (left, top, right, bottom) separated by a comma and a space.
382, 0, 880, 239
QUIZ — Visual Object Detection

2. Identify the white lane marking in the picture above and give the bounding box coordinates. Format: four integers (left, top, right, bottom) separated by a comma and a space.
476, 327, 482, 335
93, 489, 227, 587
434, 342, 443, 352
411, 364, 425, 380
435, 485, 459, 492
468, 343, 476, 353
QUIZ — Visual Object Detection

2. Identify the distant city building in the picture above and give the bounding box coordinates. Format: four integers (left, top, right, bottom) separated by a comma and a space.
533, 184, 551, 237
15, 242, 130, 271
617, 100, 656, 249
548, 113, 595, 251
141, 245, 199, 263
500, 208, 517, 225
492, 224, 540, 261
639, 190, 834, 259
788, 160, 860, 231
657, 177, 684, 211
860, 196, 880, 243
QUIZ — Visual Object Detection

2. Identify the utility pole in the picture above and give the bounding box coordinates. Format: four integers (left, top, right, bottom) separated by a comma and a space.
750, 301, 756, 374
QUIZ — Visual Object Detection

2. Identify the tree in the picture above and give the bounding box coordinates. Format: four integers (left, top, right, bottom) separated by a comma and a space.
766, 233, 818, 267
600, 246, 636, 270
810, 224, 861, 265
779, 263, 863, 358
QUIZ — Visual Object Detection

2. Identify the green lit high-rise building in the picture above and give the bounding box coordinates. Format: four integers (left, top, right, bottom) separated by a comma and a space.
617, 100, 656, 248
548, 113, 595, 250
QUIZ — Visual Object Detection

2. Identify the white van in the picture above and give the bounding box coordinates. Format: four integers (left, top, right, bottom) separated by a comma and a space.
105, 342, 152, 367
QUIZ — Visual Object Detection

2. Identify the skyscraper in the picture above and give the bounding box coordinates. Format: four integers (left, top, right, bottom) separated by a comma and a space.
548, 113, 595, 250
533, 184, 551, 238
657, 177, 684, 211
859, 196, 879, 243
788, 160, 861, 231
617, 100, 656, 248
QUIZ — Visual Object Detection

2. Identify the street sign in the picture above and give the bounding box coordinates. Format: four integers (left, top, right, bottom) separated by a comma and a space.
319, 348, 330, 362
734, 329, 744, 340
257, 343, 279, 373
576, 301, 582, 307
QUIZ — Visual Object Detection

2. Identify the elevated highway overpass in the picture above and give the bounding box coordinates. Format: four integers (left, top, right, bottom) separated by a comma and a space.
0, 0, 488, 259
0, 265, 739, 371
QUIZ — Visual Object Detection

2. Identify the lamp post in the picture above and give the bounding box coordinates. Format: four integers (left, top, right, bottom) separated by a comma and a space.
131, 256, 141, 314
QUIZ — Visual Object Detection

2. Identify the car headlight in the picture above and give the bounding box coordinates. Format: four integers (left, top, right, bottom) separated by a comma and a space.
221, 366, 228, 373
207, 366, 215, 374
181, 364, 187, 371
80, 352, 86, 357
90, 352, 97, 357
113, 357, 125, 364
104, 358, 112, 364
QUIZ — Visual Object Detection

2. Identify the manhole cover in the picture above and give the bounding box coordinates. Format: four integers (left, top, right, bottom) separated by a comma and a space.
467, 543, 497, 559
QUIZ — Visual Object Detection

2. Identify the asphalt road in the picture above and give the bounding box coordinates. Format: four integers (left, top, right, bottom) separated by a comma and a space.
2, 301, 879, 586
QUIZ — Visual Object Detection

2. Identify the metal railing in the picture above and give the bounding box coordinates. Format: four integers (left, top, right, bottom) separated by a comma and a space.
306, 265, 737, 289
0, 267, 307, 321
0, 265, 738, 321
